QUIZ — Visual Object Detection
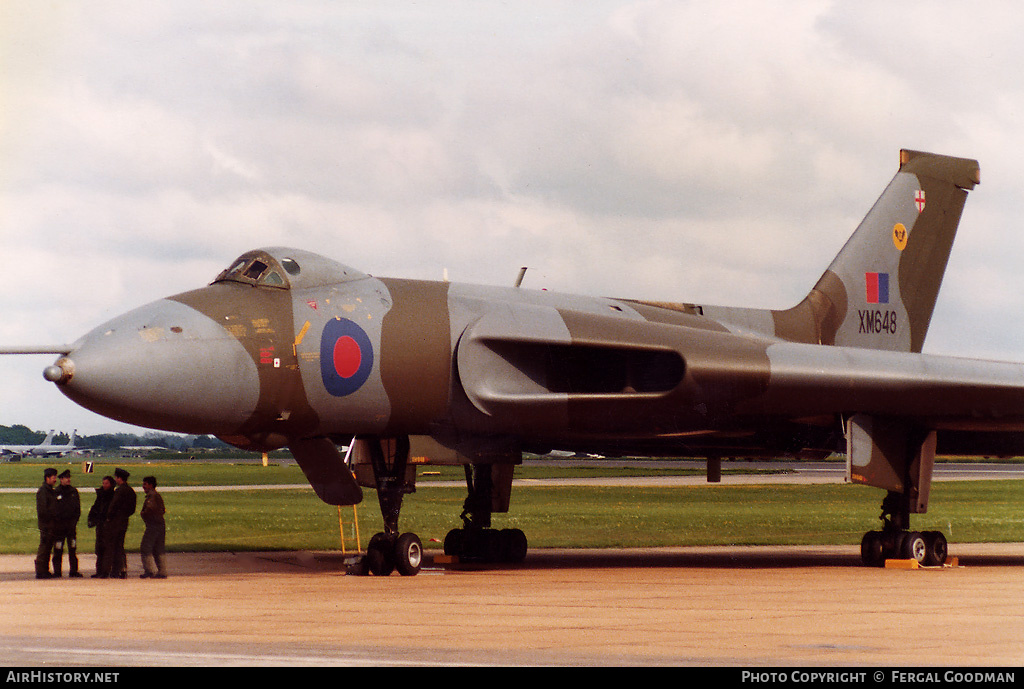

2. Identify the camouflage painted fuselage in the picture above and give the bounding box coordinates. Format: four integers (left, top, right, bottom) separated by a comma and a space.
53, 152, 1017, 448
44, 151, 1024, 513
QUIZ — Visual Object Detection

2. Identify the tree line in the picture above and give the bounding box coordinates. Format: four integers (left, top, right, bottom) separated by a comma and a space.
0, 425, 229, 451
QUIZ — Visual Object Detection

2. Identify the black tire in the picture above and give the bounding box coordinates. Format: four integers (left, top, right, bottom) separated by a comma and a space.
394, 532, 423, 576
901, 531, 927, 564
860, 531, 885, 567
500, 528, 528, 563
479, 529, 501, 562
923, 531, 948, 567
890, 531, 906, 561
367, 532, 395, 576
458, 528, 493, 562
365, 546, 389, 576
443, 528, 463, 557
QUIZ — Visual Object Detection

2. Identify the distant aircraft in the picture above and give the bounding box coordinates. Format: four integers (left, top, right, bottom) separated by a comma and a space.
0, 430, 56, 458
0, 430, 78, 458
5, 150, 1013, 575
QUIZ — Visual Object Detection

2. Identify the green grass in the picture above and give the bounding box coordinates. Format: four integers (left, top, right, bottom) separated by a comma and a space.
0, 460, 309, 489
0, 459, 780, 489
3, 459, 1024, 554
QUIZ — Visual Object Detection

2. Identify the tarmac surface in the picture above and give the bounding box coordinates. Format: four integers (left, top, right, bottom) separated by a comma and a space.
3, 543, 1024, 667
3, 462, 1023, 667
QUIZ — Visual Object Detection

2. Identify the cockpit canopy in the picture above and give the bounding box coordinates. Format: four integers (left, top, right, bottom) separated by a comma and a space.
214, 250, 294, 289
213, 248, 370, 291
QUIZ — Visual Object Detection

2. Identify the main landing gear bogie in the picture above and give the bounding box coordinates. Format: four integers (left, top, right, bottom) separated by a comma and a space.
441, 462, 529, 564
860, 490, 950, 568
860, 529, 948, 568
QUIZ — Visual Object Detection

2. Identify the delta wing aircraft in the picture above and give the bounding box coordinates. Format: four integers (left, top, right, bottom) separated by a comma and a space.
7, 150, 1017, 575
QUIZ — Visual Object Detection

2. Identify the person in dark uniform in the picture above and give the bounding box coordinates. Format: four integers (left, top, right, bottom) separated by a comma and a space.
139, 476, 167, 579
97, 468, 136, 579
52, 469, 82, 578
88, 476, 115, 578
34, 468, 59, 579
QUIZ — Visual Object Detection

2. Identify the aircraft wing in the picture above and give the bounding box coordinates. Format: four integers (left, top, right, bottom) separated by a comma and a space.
456, 304, 1024, 444
753, 341, 1024, 430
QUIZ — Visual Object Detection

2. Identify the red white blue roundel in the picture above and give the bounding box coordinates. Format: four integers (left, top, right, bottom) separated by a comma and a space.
320, 318, 374, 396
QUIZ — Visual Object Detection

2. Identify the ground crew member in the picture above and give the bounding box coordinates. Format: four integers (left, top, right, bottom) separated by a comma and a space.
88, 476, 115, 578
139, 476, 167, 579
52, 469, 82, 578
98, 468, 135, 579
34, 468, 59, 579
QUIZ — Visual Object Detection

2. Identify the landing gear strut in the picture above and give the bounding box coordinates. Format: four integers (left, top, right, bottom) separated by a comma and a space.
443, 463, 528, 564
361, 436, 423, 576
860, 490, 948, 567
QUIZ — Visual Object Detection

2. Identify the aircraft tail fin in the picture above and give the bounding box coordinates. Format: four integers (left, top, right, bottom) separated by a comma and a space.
40, 430, 55, 446
773, 150, 980, 352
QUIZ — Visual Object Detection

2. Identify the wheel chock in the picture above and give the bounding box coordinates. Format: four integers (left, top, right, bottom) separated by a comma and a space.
345, 554, 369, 576
433, 554, 459, 565
884, 558, 920, 569
884, 556, 960, 570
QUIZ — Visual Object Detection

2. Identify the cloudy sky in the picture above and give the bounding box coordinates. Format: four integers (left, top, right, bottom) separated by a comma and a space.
3, 0, 1024, 436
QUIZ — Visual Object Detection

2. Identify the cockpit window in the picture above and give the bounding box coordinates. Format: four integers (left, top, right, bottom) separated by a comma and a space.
243, 260, 268, 280
263, 270, 285, 286
214, 253, 291, 290
281, 258, 301, 275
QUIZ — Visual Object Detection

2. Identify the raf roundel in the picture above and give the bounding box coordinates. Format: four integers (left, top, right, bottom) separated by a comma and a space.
320, 318, 374, 396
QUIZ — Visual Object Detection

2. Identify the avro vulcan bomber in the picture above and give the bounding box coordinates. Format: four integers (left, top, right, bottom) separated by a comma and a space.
11, 150, 1018, 575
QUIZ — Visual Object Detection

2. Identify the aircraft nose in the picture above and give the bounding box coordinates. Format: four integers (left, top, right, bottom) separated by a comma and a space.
49, 299, 260, 434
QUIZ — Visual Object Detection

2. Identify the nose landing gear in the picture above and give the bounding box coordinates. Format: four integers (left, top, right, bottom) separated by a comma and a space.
365, 531, 423, 576
358, 436, 423, 576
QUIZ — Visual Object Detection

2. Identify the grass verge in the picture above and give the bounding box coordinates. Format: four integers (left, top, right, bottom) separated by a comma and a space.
2, 459, 1023, 554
